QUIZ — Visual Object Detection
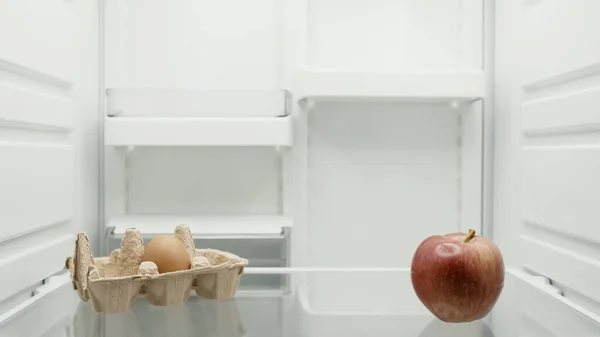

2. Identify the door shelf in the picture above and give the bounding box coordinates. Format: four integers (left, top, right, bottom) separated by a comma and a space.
293, 70, 485, 102
108, 214, 292, 240
104, 116, 293, 146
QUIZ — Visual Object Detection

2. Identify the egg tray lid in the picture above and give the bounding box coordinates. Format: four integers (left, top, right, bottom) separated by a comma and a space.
65, 225, 248, 313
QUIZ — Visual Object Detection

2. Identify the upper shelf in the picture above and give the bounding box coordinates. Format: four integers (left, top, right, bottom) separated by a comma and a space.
104, 89, 293, 147
105, 116, 292, 147
106, 88, 290, 118
293, 70, 485, 102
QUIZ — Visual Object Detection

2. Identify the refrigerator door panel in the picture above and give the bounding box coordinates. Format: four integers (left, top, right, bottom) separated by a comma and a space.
0, 273, 77, 337
0, 0, 98, 308
495, 0, 600, 314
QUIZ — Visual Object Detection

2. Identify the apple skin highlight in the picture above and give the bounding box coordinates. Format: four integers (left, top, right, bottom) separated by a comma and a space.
410, 230, 504, 323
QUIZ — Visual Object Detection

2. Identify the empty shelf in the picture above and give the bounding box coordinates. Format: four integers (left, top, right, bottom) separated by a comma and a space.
108, 215, 292, 239
104, 116, 293, 146
294, 70, 485, 102
107, 88, 290, 118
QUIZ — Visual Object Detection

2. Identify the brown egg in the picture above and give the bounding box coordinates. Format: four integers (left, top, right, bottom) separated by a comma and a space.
142, 235, 191, 273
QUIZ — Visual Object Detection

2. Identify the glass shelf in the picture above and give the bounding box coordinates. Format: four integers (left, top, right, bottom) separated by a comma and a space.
1, 268, 599, 337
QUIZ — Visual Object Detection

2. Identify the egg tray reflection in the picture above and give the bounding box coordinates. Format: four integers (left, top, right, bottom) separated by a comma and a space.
65, 225, 248, 313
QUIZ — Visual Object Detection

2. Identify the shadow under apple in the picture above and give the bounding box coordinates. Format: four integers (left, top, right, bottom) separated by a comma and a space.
418, 318, 495, 337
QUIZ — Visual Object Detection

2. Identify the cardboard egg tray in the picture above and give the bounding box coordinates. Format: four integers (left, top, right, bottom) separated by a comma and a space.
65, 225, 248, 313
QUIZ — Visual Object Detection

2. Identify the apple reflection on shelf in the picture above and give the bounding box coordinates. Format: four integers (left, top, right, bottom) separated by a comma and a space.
73, 297, 246, 337
418, 318, 495, 337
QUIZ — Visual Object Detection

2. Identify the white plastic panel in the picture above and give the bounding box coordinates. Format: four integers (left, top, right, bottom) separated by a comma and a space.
0, 95, 75, 304
512, 0, 600, 312
107, 89, 289, 118
0, 81, 73, 130
304, 102, 466, 268
0, 274, 77, 337
104, 148, 127, 221
489, 269, 600, 337
495, 0, 600, 312
294, 71, 485, 101
0, 236, 73, 303
305, 0, 483, 72
0, 0, 76, 83
104, 0, 282, 89
0, 0, 98, 311
104, 117, 293, 147
522, 147, 600, 242
519, 127, 600, 303
522, 86, 600, 135
126, 147, 281, 215
0, 144, 74, 242
522, 145, 600, 304
517, 273, 600, 337
520, 0, 600, 89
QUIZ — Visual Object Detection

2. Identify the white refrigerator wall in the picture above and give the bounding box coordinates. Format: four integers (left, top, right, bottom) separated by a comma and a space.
303, 0, 482, 71
494, 0, 600, 313
104, 0, 283, 90
304, 102, 458, 267
0, 0, 99, 314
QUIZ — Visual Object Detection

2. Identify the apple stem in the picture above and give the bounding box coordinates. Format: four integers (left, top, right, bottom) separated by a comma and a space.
464, 229, 476, 243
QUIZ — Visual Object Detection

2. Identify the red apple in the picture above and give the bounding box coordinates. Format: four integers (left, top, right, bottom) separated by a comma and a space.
411, 229, 504, 323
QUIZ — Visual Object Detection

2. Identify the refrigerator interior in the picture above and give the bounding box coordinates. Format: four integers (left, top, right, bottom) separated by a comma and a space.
2, 0, 600, 335
101, 0, 486, 291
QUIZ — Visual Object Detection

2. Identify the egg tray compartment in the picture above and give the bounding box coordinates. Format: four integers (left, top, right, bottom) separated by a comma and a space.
66, 225, 248, 313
